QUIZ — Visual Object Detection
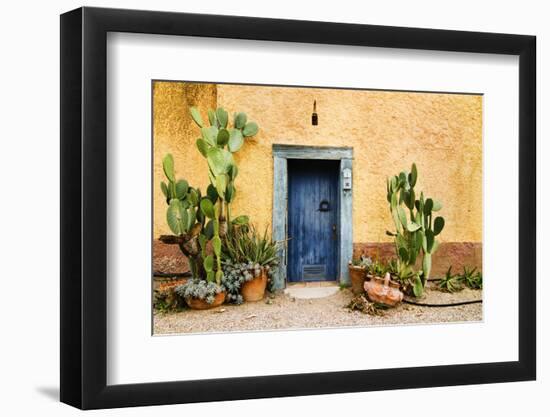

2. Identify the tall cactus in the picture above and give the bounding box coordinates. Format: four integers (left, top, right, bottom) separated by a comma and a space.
189, 105, 258, 236
159, 106, 259, 286
161, 153, 232, 283
386, 163, 445, 297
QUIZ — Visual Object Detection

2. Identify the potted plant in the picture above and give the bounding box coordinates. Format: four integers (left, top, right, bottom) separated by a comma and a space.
222, 225, 280, 302
241, 269, 268, 302
348, 255, 372, 295
365, 258, 387, 280
385, 258, 417, 297
175, 279, 226, 309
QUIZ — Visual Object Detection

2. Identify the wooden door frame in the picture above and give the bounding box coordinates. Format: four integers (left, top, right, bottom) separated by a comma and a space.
272, 144, 353, 289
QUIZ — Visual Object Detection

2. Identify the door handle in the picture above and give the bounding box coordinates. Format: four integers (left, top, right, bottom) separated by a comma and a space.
319, 200, 330, 212
332, 224, 337, 240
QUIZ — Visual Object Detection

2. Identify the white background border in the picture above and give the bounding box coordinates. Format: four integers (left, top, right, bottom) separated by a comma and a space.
107, 33, 518, 385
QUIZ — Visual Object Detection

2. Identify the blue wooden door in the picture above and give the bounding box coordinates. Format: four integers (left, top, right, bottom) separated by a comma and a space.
288, 159, 339, 282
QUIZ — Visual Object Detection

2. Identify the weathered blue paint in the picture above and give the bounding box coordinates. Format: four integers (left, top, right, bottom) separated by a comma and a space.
272, 156, 288, 289
288, 159, 339, 282
272, 144, 353, 160
339, 158, 353, 285
272, 145, 354, 288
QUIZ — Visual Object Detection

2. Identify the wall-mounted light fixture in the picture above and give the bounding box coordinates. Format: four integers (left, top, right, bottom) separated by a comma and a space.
312, 100, 318, 126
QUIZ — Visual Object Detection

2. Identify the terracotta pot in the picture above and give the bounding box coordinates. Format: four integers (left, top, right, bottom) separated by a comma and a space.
185, 292, 226, 310
364, 273, 403, 306
241, 270, 268, 302
349, 265, 367, 295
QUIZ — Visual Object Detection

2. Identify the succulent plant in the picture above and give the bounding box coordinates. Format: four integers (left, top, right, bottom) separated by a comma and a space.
350, 255, 373, 269
438, 266, 463, 293
437, 265, 482, 292
220, 224, 280, 302
222, 259, 277, 304
159, 106, 259, 292
221, 224, 280, 268
159, 153, 224, 285
189, 105, 258, 244
459, 266, 482, 289
386, 163, 445, 297
175, 279, 223, 304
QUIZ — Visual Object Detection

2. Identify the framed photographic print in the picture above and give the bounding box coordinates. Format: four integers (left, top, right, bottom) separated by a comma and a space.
60, 6, 536, 410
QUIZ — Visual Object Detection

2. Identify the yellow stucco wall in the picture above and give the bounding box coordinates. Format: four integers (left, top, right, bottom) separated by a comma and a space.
153, 81, 217, 237
153, 81, 482, 244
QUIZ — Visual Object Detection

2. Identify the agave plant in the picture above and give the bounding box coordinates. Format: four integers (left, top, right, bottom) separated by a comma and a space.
368, 258, 387, 277
438, 266, 463, 293
459, 266, 483, 289
386, 163, 445, 297
221, 225, 280, 302
222, 225, 280, 267
386, 257, 417, 293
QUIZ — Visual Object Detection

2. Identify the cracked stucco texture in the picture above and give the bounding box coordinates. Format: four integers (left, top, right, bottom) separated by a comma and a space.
153, 82, 482, 244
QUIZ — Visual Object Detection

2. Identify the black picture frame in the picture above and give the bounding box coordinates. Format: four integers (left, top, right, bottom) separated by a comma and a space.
60, 6, 536, 410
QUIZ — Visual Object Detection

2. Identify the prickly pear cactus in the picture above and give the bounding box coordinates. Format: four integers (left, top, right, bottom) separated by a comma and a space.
159, 106, 260, 288
160, 153, 224, 284
386, 163, 445, 297
188, 105, 258, 232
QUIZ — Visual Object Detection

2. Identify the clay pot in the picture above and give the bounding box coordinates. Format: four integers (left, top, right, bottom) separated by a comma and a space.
364, 272, 403, 306
241, 270, 268, 302
349, 265, 367, 295
185, 292, 226, 310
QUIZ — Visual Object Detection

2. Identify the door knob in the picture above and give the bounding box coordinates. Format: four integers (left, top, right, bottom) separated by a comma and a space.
319, 200, 330, 212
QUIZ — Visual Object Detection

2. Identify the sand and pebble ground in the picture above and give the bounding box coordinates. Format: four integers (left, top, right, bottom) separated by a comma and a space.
154, 282, 482, 335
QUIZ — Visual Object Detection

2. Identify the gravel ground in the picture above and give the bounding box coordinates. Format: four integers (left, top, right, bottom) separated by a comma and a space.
153, 283, 482, 335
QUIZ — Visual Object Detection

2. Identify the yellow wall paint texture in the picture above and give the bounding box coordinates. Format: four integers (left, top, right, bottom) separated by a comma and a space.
153, 81, 482, 246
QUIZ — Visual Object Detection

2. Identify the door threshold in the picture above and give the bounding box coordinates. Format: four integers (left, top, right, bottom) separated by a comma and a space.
284, 283, 340, 299
287, 281, 338, 288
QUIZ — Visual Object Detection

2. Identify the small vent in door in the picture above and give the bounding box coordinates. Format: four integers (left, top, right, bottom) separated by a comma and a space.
302, 264, 327, 281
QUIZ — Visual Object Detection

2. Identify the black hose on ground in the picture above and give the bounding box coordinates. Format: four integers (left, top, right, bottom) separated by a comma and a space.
153, 271, 192, 278
403, 299, 482, 307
